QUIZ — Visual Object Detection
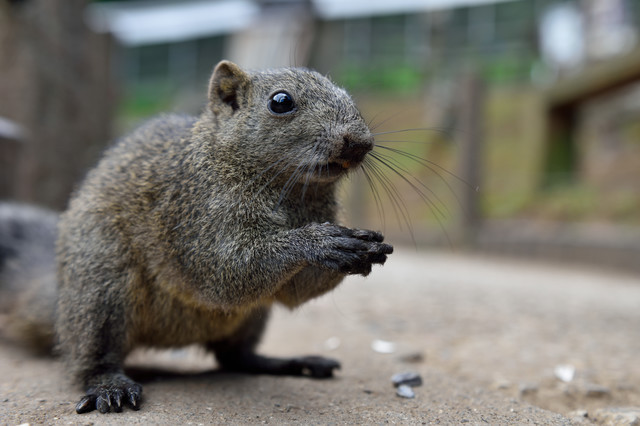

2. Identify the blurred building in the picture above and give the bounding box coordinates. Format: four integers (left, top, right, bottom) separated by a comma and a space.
88, 0, 639, 90
2, 0, 639, 267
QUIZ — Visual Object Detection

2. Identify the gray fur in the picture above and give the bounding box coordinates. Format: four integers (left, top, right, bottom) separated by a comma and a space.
0, 203, 57, 354
7, 61, 392, 414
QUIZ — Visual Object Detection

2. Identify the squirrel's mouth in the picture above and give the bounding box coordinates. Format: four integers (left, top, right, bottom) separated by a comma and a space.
327, 159, 352, 173
297, 160, 357, 183
322, 160, 359, 176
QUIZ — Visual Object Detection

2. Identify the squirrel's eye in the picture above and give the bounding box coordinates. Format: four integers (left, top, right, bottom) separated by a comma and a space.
268, 91, 296, 115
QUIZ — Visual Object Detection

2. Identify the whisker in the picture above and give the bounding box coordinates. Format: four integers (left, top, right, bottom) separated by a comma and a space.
275, 152, 312, 211
253, 142, 318, 201
369, 152, 447, 230
368, 151, 454, 248
361, 160, 387, 228
366, 110, 386, 130
301, 138, 323, 201
375, 139, 439, 145
367, 148, 457, 248
375, 145, 479, 191
254, 158, 294, 196
363, 157, 415, 239
372, 127, 452, 137
274, 171, 299, 211
368, 111, 405, 132
369, 150, 449, 219
374, 145, 478, 220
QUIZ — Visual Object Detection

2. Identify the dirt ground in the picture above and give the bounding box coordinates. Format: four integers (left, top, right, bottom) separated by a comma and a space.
1, 249, 639, 425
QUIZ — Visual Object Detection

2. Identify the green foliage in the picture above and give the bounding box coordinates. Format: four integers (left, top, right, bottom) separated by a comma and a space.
481, 55, 537, 84
337, 65, 423, 93
115, 83, 175, 134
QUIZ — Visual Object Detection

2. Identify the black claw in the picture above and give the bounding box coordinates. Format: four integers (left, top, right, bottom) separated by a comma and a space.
96, 394, 110, 413
294, 356, 341, 378
75, 395, 96, 414
353, 229, 384, 242
113, 389, 124, 412
129, 395, 140, 410
75, 377, 142, 414
370, 253, 388, 264
127, 386, 142, 410
308, 224, 393, 276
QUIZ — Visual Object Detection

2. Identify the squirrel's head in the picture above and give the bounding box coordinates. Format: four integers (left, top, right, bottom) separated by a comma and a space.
207, 61, 373, 185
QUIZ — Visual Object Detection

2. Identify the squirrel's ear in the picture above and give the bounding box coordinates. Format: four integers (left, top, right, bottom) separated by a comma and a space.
208, 60, 250, 112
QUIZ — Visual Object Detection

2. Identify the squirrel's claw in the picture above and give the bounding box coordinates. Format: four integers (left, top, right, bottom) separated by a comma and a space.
75, 381, 142, 414
304, 223, 394, 276
75, 394, 96, 414
294, 356, 341, 378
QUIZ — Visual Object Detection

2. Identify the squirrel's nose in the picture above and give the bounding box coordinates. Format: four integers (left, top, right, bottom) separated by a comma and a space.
338, 134, 373, 165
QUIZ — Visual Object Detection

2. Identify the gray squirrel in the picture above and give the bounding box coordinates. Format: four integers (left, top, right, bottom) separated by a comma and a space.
0, 61, 393, 414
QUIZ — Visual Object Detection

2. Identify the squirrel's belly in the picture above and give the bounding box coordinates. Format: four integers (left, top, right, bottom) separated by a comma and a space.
131, 301, 252, 348
128, 281, 256, 348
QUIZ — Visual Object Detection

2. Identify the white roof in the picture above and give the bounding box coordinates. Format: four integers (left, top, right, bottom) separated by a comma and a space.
87, 0, 259, 46
87, 0, 515, 46
314, 0, 515, 20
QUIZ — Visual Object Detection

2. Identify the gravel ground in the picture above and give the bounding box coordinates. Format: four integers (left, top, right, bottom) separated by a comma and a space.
1, 249, 639, 425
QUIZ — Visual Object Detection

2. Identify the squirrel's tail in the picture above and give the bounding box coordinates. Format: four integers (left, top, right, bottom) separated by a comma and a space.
0, 202, 58, 355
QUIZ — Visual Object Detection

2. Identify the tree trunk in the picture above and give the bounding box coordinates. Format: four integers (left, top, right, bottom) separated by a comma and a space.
0, 0, 115, 210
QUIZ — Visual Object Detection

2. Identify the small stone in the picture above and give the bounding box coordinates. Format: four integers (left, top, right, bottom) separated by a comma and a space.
568, 410, 588, 418
593, 407, 640, 425
493, 378, 511, 390
554, 364, 576, 383
584, 384, 611, 398
518, 383, 538, 396
371, 339, 396, 354
323, 336, 341, 351
396, 384, 415, 399
391, 371, 423, 388
398, 352, 425, 363
569, 410, 590, 424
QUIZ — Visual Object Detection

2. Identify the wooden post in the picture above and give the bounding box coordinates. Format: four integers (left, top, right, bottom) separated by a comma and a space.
0, 0, 115, 209
456, 70, 484, 246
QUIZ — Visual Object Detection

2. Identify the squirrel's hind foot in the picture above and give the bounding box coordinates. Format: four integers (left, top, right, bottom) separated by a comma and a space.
75, 373, 142, 414
218, 353, 341, 378
292, 355, 341, 378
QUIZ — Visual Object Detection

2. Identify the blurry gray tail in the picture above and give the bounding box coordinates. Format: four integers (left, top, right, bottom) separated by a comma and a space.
0, 202, 59, 354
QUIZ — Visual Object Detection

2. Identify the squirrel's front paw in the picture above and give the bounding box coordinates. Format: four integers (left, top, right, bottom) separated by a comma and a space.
307, 223, 393, 276
75, 373, 142, 414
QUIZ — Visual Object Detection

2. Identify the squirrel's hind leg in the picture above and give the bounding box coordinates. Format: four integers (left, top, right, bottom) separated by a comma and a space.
56, 262, 143, 414
208, 306, 340, 378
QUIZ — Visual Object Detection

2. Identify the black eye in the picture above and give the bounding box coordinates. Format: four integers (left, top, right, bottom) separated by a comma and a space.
268, 91, 296, 115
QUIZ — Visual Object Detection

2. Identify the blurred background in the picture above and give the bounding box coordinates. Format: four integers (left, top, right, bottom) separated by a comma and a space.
1, 0, 639, 273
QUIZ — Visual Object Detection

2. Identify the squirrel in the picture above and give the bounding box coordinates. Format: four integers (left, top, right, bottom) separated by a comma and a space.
0, 60, 393, 414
